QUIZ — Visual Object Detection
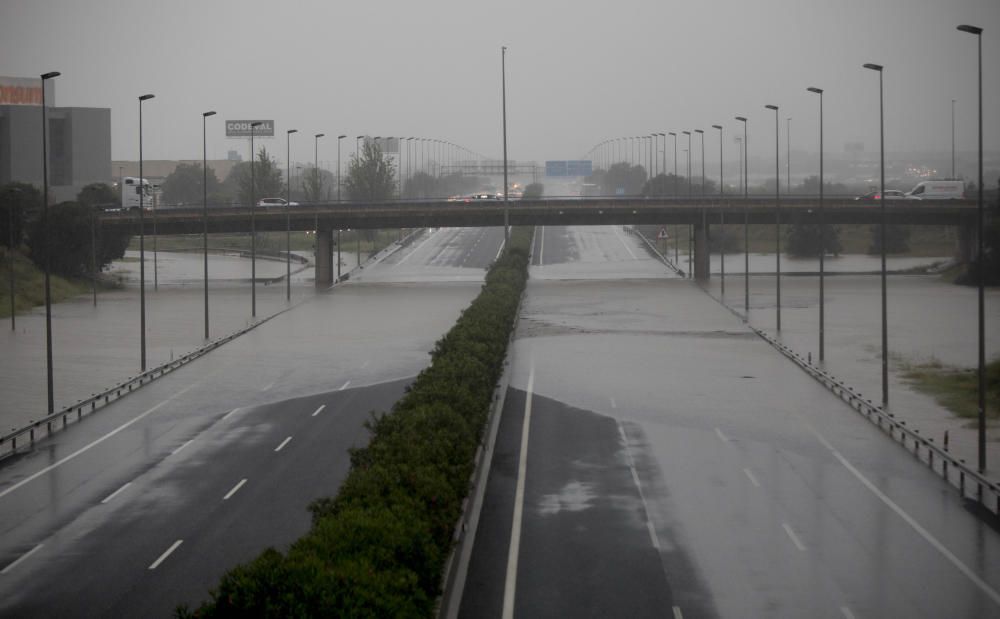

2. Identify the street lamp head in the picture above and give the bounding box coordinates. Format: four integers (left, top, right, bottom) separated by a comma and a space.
682, 130, 691, 135
694, 129, 704, 134
657, 132, 666, 136
957, 24, 983, 35
41, 71, 61, 80
139, 94, 154, 101
251, 121, 263, 127
669, 131, 676, 136
315, 133, 325, 138
203, 110, 217, 117
765, 104, 778, 111
863, 63, 883, 72
807, 87, 823, 94
735, 116, 746, 122
356, 135, 365, 139
712, 124, 722, 130
287, 129, 298, 135
338, 134, 347, 139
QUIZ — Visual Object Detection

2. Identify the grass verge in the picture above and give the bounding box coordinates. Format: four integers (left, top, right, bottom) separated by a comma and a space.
178, 227, 533, 618
901, 357, 1000, 421
0, 248, 96, 318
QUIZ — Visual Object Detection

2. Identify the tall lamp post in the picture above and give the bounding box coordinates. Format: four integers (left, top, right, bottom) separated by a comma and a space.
250, 121, 263, 318
337, 134, 347, 280
712, 124, 724, 298
40, 71, 60, 414
786, 117, 792, 194
735, 116, 749, 315
807, 88, 825, 361
957, 23, 985, 473
694, 129, 705, 195
682, 131, 692, 196
501, 45, 510, 245
951, 98, 956, 179
286, 128, 298, 302
202, 110, 216, 340
863, 63, 888, 409
138, 92, 154, 373
765, 104, 781, 331
669, 131, 678, 263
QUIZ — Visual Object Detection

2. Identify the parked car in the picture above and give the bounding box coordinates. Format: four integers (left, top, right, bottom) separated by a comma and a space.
854, 190, 905, 201
256, 197, 297, 207
905, 180, 965, 200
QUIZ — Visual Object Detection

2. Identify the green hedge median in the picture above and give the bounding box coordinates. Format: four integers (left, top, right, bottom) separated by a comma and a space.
179, 227, 532, 618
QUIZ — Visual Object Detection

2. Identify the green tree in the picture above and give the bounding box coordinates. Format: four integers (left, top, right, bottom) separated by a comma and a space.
785, 223, 843, 257
0, 182, 41, 248
404, 171, 438, 199
522, 183, 543, 199
225, 147, 285, 206
160, 163, 221, 206
76, 183, 117, 209
25, 202, 129, 278
346, 141, 396, 201
642, 173, 685, 196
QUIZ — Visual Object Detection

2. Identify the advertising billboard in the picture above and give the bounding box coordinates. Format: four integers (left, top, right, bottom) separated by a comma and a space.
0, 76, 55, 106
225, 120, 275, 138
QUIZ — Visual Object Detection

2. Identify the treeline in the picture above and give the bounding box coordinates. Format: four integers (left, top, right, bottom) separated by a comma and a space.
1, 181, 131, 280
179, 227, 533, 618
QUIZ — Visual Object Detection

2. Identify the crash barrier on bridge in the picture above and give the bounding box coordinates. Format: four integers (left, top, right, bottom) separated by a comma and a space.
752, 328, 1000, 518
0, 310, 293, 463
436, 228, 533, 619
0, 234, 411, 463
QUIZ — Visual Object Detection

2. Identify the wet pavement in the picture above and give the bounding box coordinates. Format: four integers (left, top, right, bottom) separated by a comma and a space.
460, 225, 1000, 618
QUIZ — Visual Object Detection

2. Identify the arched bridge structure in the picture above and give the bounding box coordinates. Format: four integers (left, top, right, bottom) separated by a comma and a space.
99, 197, 986, 284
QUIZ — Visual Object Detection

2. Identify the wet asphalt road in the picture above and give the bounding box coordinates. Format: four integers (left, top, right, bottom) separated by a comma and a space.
459, 225, 1000, 618
0, 227, 505, 617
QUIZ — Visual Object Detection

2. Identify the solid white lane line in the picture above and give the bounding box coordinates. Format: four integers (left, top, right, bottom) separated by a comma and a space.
809, 428, 1000, 607
261, 382, 275, 392
274, 437, 292, 452
610, 397, 617, 409
223, 478, 247, 501
494, 238, 505, 262
1, 543, 44, 575
101, 482, 132, 504
672, 606, 684, 619
715, 427, 730, 443
339, 380, 351, 391
148, 540, 183, 570
613, 225, 638, 259
0, 382, 198, 500
395, 229, 436, 266
502, 364, 534, 619
171, 439, 194, 456
618, 422, 660, 551
222, 407, 240, 421
782, 522, 807, 551
743, 468, 761, 488
311, 404, 326, 417
840, 606, 858, 619
537, 226, 545, 266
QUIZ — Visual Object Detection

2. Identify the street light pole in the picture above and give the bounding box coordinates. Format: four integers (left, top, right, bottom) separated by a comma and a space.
808, 88, 825, 361
683, 131, 692, 196
137, 92, 153, 373
786, 117, 791, 194
765, 104, 781, 331
337, 134, 346, 281
735, 116, 749, 315
250, 121, 262, 318
695, 129, 705, 195
951, 98, 956, 179
41, 71, 60, 415
202, 110, 216, 340
712, 125, 724, 298
863, 63, 888, 410
957, 23, 985, 473
669, 131, 678, 263
501, 45, 510, 245
286, 129, 297, 302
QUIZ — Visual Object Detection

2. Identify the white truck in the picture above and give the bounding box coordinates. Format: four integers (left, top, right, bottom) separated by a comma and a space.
121, 176, 154, 210
905, 180, 965, 199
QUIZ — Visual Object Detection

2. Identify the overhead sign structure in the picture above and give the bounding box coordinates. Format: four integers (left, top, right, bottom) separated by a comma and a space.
226, 120, 275, 138
545, 160, 592, 177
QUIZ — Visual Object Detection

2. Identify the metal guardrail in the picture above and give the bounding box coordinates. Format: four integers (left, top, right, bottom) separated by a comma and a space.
629, 226, 1000, 517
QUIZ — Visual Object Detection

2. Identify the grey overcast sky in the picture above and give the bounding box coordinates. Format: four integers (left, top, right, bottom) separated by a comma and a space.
1, 0, 997, 169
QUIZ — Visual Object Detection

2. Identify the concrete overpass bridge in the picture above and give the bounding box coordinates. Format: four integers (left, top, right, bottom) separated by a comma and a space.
100, 197, 986, 284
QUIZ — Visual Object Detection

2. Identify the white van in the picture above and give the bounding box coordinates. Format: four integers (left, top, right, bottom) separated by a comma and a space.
905, 180, 965, 200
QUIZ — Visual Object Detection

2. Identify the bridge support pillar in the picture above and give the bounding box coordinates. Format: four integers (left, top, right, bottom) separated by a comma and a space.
694, 215, 710, 282
315, 228, 334, 286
